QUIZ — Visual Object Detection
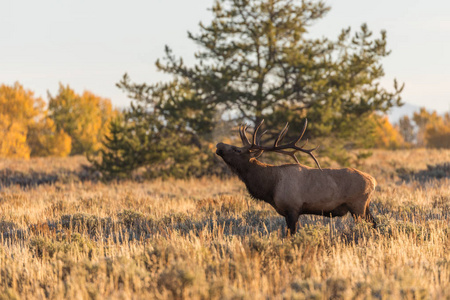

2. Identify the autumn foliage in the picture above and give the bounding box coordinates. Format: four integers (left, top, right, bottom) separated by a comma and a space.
412, 108, 450, 148
0, 82, 117, 159
372, 114, 405, 149
0, 82, 71, 158
49, 84, 118, 155
27, 117, 72, 157
0, 80, 447, 164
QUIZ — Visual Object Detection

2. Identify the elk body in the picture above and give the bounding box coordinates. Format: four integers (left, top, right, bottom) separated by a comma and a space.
215, 119, 377, 235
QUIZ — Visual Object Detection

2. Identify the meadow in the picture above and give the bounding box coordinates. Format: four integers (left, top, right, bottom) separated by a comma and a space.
0, 149, 449, 299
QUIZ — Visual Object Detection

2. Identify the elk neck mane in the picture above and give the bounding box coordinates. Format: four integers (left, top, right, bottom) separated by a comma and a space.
228, 158, 281, 206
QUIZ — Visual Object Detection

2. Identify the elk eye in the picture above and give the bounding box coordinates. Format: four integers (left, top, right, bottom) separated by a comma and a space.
232, 147, 241, 153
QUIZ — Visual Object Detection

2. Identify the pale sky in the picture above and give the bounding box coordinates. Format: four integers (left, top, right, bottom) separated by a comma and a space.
1, 0, 449, 113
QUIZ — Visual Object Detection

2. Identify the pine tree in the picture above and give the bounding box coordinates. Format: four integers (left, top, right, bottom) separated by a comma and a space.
88, 103, 163, 179
104, 0, 405, 176
155, 0, 403, 136
89, 117, 130, 179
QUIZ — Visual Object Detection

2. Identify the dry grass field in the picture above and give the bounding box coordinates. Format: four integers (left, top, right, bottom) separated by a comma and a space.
0, 149, 449, 299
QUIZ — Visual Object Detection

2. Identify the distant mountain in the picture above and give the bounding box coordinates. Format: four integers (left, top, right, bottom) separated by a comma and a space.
387, 102, 421, 124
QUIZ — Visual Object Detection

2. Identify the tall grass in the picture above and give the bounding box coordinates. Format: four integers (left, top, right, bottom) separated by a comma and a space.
0, 149, 449, 299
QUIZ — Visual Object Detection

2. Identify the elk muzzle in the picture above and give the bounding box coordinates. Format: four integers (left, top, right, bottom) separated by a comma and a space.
216, 143, 225, 157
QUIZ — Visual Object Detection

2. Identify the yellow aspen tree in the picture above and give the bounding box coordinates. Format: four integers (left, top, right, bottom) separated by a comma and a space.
413, 108, 441, 147
48, 84, 118, 155
425, 112, 450, 148
0, 119, 30, 158
0, 82, 72, 158
372, 114, 405, 149
0, 82, 42, 158
27, 117, 72, 157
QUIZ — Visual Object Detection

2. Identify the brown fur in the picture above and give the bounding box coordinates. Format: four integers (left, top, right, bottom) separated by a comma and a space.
216, 142, 377, 235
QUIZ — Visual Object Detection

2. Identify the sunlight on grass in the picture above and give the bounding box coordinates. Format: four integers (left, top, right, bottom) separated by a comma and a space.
0, 150, 449, 298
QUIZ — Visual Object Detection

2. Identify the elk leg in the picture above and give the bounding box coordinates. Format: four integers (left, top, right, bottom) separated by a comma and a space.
365, 205, 377, 229
348, 205, 365, 225
285, 213, 299, 236
349, 202, 377, 229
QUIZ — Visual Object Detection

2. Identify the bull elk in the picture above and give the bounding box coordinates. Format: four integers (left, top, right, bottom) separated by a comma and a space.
215, 119, 377, 235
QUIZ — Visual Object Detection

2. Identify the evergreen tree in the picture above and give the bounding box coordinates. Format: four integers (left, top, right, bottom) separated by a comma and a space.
90, 98, 223, 179
101, 0, 405, 177
155, 0, 403, 136
89, 104, 163, 179
89, 117, 132, 179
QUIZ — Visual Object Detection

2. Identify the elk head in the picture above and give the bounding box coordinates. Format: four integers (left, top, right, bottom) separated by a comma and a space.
216, 119, 321, 169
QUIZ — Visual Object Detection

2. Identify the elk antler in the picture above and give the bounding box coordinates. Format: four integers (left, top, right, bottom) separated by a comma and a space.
243, 119, 322, 170
239, 124, 251, 146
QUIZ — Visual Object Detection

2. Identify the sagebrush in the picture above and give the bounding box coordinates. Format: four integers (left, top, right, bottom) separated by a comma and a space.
0, 149, 449, 298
